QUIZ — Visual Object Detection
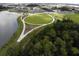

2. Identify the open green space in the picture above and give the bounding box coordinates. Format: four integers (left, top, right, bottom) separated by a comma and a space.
50, 13, 64, 20
65, 13, 79, 23
25, 13, 52, 25
51, 13, 79, 23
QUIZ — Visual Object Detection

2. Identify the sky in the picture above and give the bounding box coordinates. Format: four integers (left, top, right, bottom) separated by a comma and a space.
0, 0, 79, 4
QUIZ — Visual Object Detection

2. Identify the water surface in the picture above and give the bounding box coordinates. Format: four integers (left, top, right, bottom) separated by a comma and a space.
0, 11, 19, 47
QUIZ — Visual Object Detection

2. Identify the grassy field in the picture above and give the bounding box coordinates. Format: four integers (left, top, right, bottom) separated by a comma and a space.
50, 13, 64, 20
51, 13, 79, 23
25, 13, 52, 25
65, 13, 79, 23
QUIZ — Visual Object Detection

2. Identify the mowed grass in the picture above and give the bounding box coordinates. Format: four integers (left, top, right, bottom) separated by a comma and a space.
65, 13, 79, 23
51, 13, 79, 23
50, 13, 64, 20
25, 13, 52, 24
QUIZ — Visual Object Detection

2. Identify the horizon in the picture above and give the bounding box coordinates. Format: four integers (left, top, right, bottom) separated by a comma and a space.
0, 3, 79, 4
0, 0, 79, 4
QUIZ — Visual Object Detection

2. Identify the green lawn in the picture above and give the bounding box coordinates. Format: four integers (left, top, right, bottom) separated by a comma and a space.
25, 13, 52, 25
65, 13, 79, 23
50, 13, 64, 20
51, 13, 79, 23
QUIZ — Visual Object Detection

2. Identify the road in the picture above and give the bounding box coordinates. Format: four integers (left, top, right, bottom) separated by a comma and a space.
17, 14, 55, 42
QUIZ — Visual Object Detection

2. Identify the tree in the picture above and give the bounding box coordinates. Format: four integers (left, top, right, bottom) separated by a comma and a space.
71, 47, 79, 55
54, 37, 67, 55
46, 29, 56, 38
51, 6, 58, 10
33, 42, 42, 56
59, 6, 71, 11
40, 37, 56, 56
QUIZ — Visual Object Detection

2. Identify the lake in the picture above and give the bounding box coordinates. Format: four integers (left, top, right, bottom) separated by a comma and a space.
0, 11, 20, 47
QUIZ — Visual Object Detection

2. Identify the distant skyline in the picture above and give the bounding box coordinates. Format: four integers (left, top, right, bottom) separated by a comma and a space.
0, 0, 79, 4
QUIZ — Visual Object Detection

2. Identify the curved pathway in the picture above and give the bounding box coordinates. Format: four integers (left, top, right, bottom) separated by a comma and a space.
17, 15, 26, 42
17, 14, 55, 42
